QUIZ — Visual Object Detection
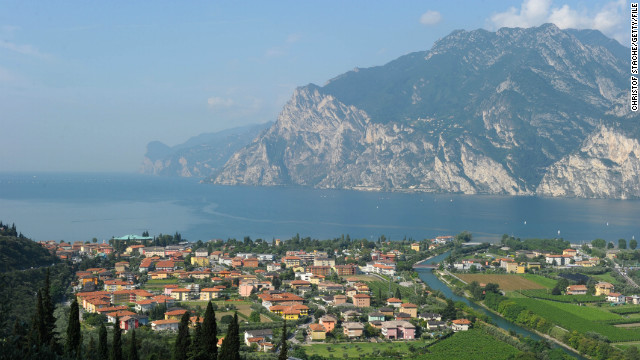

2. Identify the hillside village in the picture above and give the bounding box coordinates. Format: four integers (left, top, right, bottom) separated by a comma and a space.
36, 234, 472, 353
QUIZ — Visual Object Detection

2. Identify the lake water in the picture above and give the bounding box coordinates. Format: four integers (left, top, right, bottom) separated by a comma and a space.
1, 172, 639, 244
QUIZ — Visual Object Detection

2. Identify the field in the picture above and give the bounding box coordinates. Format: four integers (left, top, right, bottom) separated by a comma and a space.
303, 340, 430, 358
512, 298, 640, 342
418, 329, 521, 359
454, 274, 546, 291
366, 280, 416, 300
519, 274, 557, 288
519, 289, 603, 303
341, 275, 380, 282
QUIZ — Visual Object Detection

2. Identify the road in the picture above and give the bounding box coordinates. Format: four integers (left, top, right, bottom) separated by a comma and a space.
614, 265, 640, 288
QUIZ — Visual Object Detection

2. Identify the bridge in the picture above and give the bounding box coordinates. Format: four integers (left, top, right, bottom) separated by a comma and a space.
413, 263, 439, 269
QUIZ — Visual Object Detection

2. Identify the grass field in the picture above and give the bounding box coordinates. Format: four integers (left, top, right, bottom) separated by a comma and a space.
512, 298, 640, 342
455, 274, 546, 291
366, 280, 416, 300
591, 272, 623, 285
519, 274, 557, 288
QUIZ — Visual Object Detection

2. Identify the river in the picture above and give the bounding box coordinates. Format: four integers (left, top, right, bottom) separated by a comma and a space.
416, 251, 585, 359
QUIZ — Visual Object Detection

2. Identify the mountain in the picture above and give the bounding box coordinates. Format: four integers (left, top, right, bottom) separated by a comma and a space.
209, 24, 639, 198
140, 122, 272, 177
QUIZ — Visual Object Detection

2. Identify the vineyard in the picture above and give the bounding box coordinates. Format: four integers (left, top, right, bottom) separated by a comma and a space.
512, 298, 640, 342
419, 329, 521, 359
519, 289, 603, 303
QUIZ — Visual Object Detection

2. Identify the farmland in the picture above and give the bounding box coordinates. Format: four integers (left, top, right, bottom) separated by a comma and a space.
454, 274, 546, 291
417, 329, 521, 359
512, 298, 640, 342
303, 340, 431, 358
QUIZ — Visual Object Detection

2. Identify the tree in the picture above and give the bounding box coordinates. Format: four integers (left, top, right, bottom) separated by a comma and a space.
608, 242, 615, 249
66, 299, 81, 357
86, 335, 97, 360
42, 268, 57, 347
394, 288, 401, 300
442, 299, 456, 321
201, 301, 217, 360
128, 329, 139, 360
249, 311, 261, 323
112, 316, 123, 360
218, 312, 240, 360
189, 318, 206, 360
174, 312, 191, 360
631, 238, 638, 250
619, 239, 627, 250
98, 322, 108, 360
278, 320, 288, 360
592, 239, 606, 249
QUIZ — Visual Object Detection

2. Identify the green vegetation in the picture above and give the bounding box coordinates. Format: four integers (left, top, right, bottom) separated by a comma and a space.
519, 289, 603, 303
511, 298, 640, 342
420, 329, 521, 360
0, 234, 57, 272
303, 340, 432, 358
519, 274, 557, 289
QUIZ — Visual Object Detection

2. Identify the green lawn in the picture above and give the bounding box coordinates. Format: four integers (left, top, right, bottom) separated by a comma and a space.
366, 280, 415, 300
591, 272, 623, 285
519, 274, 557, 288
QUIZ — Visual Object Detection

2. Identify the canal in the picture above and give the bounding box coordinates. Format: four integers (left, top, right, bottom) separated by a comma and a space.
415, 251, 584, 359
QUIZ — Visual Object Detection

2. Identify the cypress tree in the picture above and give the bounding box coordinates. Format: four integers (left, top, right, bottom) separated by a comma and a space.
86, 335, 97, 360
112, 316, 122, 360
42, 269, 57, 345
98, 322, 109, 360
128, 329, 139, 360
174, 312, 191, 360
278, 320, 287, 360
189, 317, 206, 360
394, 287, 401, 300
218, 312, 239, 360
35, 290, 47, 345
66, 299, 82, 357
202, 301, 217, 360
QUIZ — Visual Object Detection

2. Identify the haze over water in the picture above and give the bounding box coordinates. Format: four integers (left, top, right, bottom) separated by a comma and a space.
0, 172, 638, 244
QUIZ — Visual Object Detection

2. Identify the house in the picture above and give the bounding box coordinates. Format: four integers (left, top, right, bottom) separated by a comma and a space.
283, 256, 301, 268
170, 288, 192, 301
333, 264, 357, 276
563, 248, 578, 257
419, 313, 442, 321
244, 329, 273, 346
238, 284, 254, 297
194, 248, 208, 257
269, 303, 309, 320
319, 315, 337, 333
155, 260, 176, 271
395, 312, 412, 321
387, 298, 403, 308
368, 312, 385, 322
426, 321, 446, 331
566, 285, 588, 295
595, 282, 615, 296
151, 319, 180, 331
191, 257, 210, 267
399, 303, 418, 318
306, 266, 331, 276
119, 316, 139, 331
290, 280, 312, 289
332, 295, 347, 305
106, 310, 136, 323
352, 294, 371, 308
381, 320, 415, 340
342, 322, 364, 338
314, 257, 335, 267
411, 243, 420, 252
257, 292, 304, 308
200, 288, 223, 301
451, 319, 472, 332
165, 309, 189, 320
243, 258, 259, 268
607, 292, 626, 303
135, 299, 158, 313
308, 324, 327, 340
379, 307, 395, 317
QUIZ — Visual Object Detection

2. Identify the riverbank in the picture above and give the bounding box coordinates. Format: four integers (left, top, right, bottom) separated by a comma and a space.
436, 269, 587, 358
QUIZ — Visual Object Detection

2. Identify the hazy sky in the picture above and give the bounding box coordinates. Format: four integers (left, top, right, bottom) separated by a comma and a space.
0, 0, 631, 172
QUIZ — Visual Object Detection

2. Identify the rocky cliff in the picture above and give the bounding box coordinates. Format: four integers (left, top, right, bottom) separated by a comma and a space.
209, 24, 639, 198
140, 122, 271, 177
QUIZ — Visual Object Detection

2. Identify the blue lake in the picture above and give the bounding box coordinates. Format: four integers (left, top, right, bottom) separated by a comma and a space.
0, 172, 639, 244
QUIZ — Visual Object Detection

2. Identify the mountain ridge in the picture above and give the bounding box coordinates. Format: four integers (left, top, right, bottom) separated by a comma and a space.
208, 24, 638, 198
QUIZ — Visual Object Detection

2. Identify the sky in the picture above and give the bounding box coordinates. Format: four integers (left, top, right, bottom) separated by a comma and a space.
0, 0, 633, 172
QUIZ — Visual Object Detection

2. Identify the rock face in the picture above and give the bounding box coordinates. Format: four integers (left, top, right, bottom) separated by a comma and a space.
537, 126, 640, 199
210, 24, 639, 198
140, 122, 271, 178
